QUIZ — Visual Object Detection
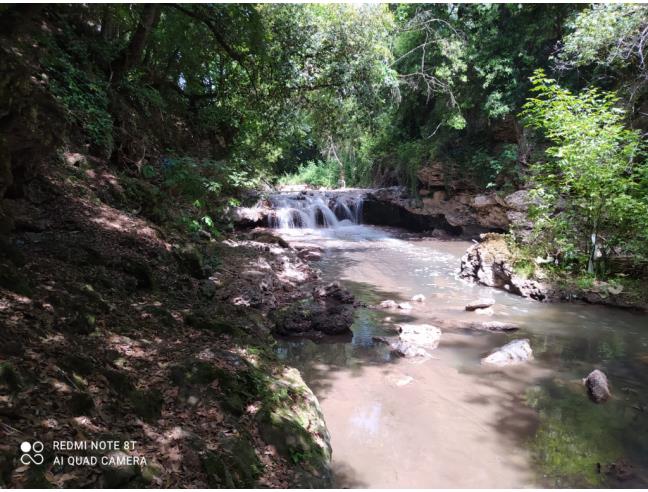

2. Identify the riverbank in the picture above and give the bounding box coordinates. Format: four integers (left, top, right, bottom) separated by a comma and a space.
459, 233, 648, 312
0, 163, 334, 487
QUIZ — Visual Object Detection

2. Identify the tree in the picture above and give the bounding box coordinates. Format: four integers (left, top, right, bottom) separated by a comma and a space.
521, 69, 648, 276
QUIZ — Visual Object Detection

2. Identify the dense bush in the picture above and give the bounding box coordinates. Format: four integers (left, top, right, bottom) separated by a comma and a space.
521, 70, 648, 276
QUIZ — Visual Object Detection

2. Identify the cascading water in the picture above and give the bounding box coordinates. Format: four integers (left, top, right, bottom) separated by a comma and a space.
268, 191, 364, 229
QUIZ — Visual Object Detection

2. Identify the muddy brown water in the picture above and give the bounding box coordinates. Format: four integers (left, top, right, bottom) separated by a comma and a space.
275, 224, 648, 488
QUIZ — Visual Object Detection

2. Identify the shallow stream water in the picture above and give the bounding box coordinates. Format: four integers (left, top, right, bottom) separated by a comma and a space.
275, 223, 648, 488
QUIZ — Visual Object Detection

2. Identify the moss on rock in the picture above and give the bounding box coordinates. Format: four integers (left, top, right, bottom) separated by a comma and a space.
202, 435, 262, 488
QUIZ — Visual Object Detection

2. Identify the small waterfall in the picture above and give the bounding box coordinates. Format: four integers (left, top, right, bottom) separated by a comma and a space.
269, 191, 364, 230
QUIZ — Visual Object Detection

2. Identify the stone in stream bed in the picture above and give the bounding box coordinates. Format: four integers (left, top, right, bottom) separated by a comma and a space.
465, 298, 495, 311
583, 369, 611, 403
477, 321, 519, 332
398, 302, 413, 310
378, 299, 398, 309
474, 307, 494, 316
411, 294, 426, 302
397, 324, 442, 349
373, 336, 430, 358
481, 339, 533, 367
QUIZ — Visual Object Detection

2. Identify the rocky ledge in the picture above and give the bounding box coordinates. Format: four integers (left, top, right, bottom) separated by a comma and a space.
360, 187, 533, 239
230, 182, 534, 239
459, 233, 648, 311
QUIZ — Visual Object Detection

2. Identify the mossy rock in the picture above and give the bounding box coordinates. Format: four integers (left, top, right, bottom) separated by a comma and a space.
257, 368, 332, 487
213, 366, 264, 416
0, 260, 32, 296
128, 389, 163, 421
202, 436, 262, 488
258, 410, 318, 459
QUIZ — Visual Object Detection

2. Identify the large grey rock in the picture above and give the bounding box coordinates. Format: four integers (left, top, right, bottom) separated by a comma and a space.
481, 339, 533, 366
584, 369, 611, 403
397, 324, 442, 349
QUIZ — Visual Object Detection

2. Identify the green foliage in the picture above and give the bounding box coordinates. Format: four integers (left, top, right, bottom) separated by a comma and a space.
158, 156, 257, 235
521, 70, 648, 276
44, 47, 113, 153
278, 160, 340, 188
558, 5, 647, 77
469, 144, 519, 190
364, 4, 578, 190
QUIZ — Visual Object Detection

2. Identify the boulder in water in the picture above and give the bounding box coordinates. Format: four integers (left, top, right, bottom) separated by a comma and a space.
481, 339, 533, 366
373, 337, 430, 359
397, 324, 442, 349
584, 369, 611, 403
478, 321, 519, 332
398, 302, 413, 310
465, 298, 495, 311
411, 294, 426, 302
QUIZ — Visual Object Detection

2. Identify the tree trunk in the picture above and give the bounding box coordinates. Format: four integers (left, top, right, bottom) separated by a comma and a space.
111, 4, 161, 85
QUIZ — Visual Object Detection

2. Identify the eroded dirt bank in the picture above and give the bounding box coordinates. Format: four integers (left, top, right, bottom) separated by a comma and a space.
0, 163, 335, 487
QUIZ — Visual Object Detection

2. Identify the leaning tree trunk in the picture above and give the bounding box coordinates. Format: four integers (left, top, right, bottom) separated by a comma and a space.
110, 4, 161, 86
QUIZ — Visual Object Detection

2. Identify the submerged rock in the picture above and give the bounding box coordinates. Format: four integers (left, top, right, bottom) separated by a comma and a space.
465, 298, 495, 311
584, 369, 611, 403
481, 339, 533, 367
374, 324, 441, 359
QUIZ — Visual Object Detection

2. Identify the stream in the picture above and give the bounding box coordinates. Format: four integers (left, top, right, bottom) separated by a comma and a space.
270, 191, 648, 488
